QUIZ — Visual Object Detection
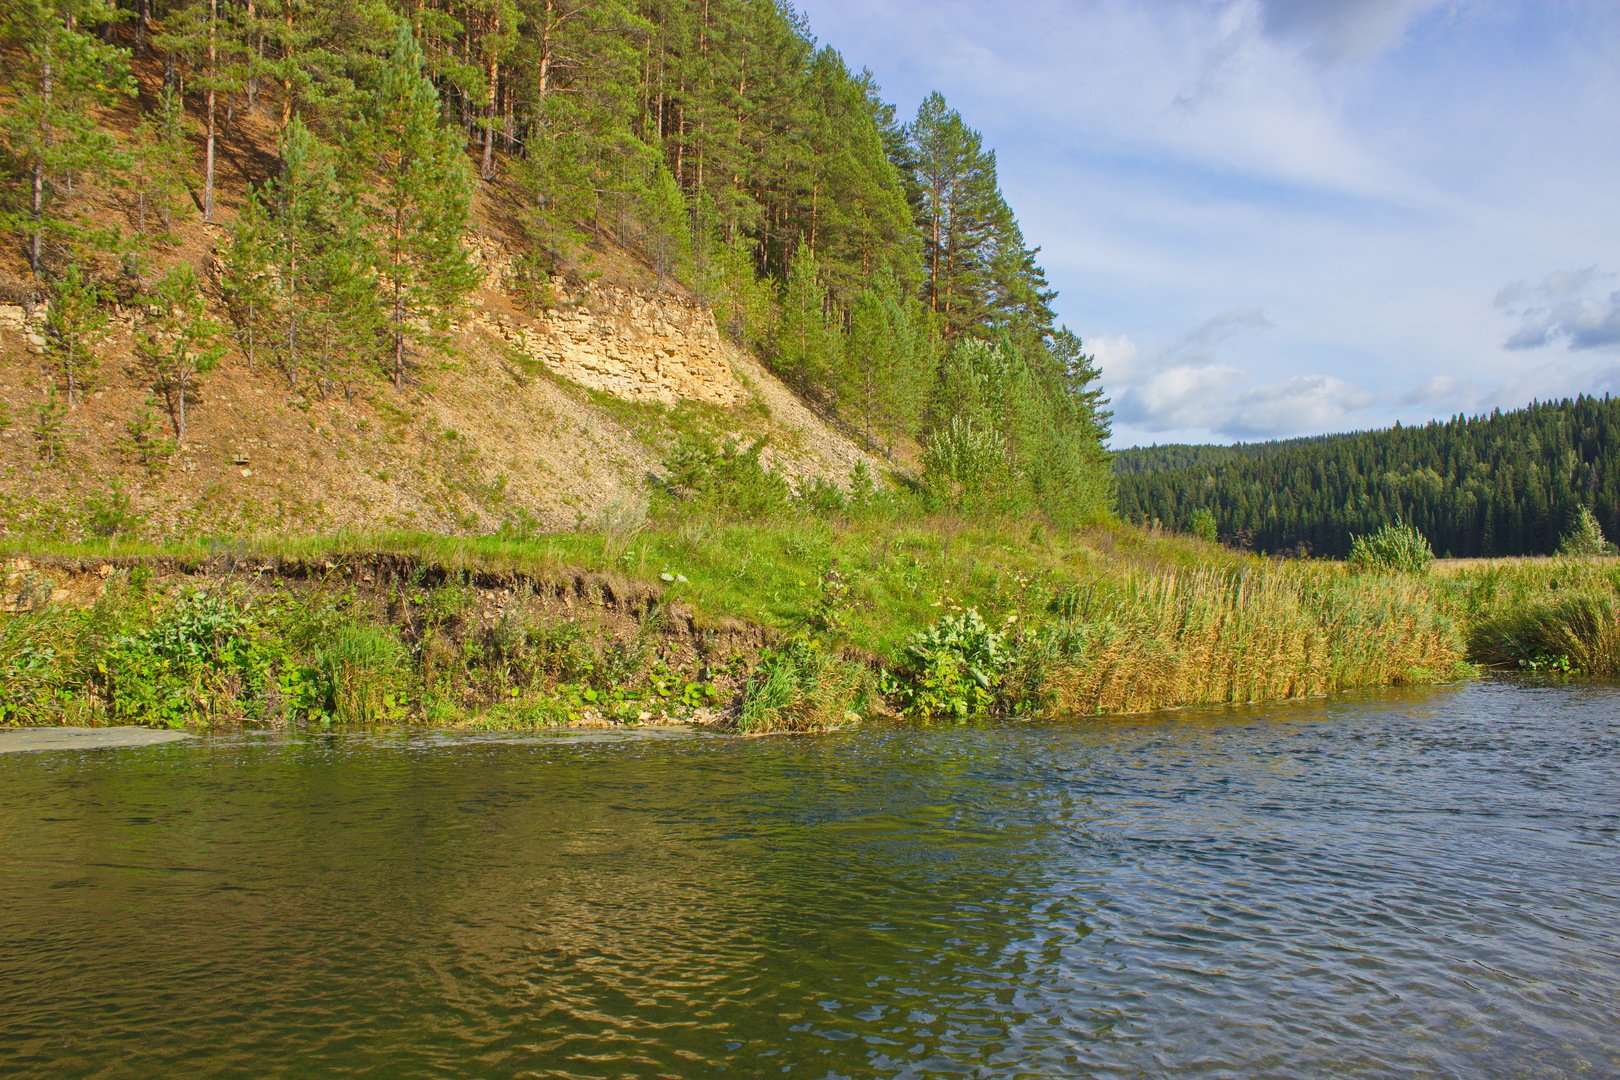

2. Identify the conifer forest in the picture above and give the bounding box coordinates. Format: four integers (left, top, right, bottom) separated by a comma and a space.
0, 0, 1114, 526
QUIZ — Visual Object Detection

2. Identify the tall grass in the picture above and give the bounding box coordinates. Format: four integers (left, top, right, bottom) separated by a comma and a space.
1445, 557, 1620, 675
1040, 564, 1461, 715
314, 624, 412, 723
735, 640, 869, 734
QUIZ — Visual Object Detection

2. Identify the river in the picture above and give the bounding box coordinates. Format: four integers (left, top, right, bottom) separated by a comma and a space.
2, 679, 1617, 1077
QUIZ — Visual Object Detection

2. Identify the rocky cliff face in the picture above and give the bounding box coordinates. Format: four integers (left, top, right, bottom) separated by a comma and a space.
480, 284, 747, 408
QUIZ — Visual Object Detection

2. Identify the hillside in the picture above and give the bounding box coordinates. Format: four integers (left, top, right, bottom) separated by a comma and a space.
0, 184, 882, 540
1116, 397, 1620, 557
0, 0, 1114, 543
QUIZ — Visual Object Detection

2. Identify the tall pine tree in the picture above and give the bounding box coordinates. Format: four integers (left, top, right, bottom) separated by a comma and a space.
0, 0, 134, 276
354, 24, 477, 391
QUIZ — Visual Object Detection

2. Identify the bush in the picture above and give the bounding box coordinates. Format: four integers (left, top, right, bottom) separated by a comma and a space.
99, 590, 276, 727
921, 417, 1011, 515
883, 607, 1012, 719
662, 432, 791, 517
1348, 521, 1434, 575
1559, 506, 1613, 557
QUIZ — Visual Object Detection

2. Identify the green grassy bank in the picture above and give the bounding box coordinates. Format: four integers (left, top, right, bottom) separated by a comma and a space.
12, 509, 1592, 732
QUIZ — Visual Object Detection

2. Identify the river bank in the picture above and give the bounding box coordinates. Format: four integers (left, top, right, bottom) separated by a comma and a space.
1, 520, 1612, 730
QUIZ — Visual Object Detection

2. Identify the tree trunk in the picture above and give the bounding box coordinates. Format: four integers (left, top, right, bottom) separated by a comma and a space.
175, 367, 188, 442
204, 0, 217, 222
392, 206, 406, 391
245, 0, 257, 107
480, 53, 497, 180
280, 0, 293, 131
31, 48, 53, 277
285, 230, 299, 387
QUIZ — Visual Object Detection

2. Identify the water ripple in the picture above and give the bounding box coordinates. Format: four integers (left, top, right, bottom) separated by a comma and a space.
1, 679, 1618, 1076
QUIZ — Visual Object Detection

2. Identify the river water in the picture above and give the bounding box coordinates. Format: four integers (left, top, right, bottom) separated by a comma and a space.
1, 679, 1617, 1078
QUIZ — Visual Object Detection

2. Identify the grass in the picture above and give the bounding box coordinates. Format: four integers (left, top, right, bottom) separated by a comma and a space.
6, 506, 1546, 731
1434, 556, 1620, 675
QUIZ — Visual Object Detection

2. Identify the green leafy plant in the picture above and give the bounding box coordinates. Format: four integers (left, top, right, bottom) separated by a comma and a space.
1347, 521, 1434, 575
98, 590, 273, 728
883, 607, 1011, 719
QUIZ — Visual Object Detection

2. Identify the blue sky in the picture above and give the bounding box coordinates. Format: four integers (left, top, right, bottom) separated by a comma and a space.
798, 0, 1620, 447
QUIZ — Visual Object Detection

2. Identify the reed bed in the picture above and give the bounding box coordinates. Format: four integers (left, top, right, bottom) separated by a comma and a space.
1443, 557, 1620, 675
1041, 564, 1462, 715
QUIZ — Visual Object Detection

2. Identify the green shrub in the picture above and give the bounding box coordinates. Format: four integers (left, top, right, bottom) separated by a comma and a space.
883, 607, 1012, 719
1559, 506, 1613, 557
1347, 521, 1434, 575
98, 589, 276, 728
662, 432, 791, 517
922, 417, 1010, 515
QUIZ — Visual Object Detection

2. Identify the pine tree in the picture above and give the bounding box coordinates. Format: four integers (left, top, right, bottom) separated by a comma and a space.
700, 227, 773, 349
772, 240, 837, 391
1051, 327, 1112, 447
129, 84, 191, 245
842, 266, 928, 453
907, 92, 1002, 340
354, 25, 478, 391
119, 396, 177, 473
642, 160, 692, 285
469, 0, 520, 180
33, 382, 68, 463
509, 0, 652, 257
1559, 505, 1611, 556
0, 0, 135, 276
135, 263, 226, 442
152, 0, 246, 222
42, 262, 107, 407
224, 117, 377, 391
219, 186, 274, 371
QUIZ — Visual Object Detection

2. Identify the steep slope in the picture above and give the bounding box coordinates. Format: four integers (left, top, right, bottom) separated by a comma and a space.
0, 186, 884, 541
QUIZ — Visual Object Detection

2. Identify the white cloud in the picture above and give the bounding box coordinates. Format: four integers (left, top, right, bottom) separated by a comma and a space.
1116, 363, 1250, 432
1226, 374, 1382, 438
1399, 374, 1459, 407
1496, 268, 1620, 352
1089, 334, 1141, 384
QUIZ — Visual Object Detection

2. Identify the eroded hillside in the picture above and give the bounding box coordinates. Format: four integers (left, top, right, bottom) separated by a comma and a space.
0, 191, 884, 541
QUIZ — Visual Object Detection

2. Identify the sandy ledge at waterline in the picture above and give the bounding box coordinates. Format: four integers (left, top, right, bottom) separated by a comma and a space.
0, 727, 195, 753
0, 724, 724, 754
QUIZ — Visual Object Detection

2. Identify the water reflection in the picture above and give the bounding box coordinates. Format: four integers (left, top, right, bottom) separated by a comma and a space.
1, 679, 1617, 1077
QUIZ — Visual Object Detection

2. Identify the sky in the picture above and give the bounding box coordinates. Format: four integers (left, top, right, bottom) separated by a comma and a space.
797, 0, 1620, 448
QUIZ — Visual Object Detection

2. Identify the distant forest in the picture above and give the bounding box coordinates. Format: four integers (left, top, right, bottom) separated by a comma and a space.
1114, 396, 1620, 557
